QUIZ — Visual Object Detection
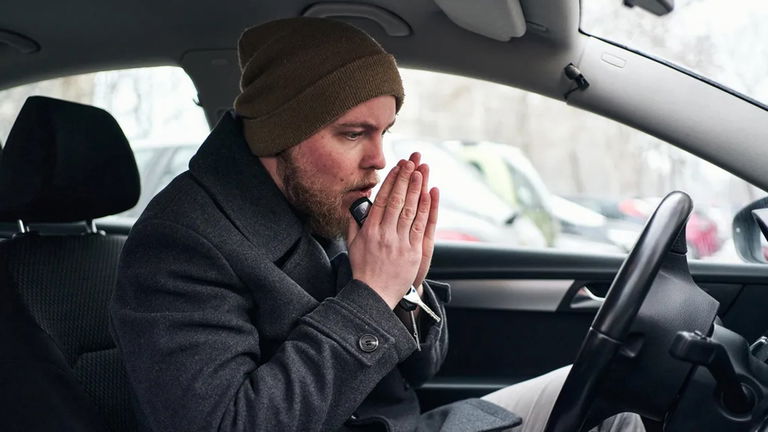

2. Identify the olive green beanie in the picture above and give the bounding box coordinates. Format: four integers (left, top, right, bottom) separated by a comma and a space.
234, 17, 404, 156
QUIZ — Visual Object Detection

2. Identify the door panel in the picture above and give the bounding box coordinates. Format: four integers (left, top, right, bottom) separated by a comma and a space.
449, 279, 575, 312
417, 244, 768, 411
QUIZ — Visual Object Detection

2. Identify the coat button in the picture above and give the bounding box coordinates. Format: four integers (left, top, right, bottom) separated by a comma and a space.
359, 334, 379, 352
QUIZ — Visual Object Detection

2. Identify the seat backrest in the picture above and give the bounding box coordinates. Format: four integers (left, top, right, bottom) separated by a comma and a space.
0, 96, 141, 432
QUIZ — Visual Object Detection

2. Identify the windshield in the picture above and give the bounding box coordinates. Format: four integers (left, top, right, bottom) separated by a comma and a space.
581, 0, 768, 107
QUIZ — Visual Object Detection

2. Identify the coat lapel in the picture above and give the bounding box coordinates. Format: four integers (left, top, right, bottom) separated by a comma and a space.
188, 112, 337, 302
189, 112, 302, 262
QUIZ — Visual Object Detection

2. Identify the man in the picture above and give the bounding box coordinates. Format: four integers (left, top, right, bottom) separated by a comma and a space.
111, 17, 644, 432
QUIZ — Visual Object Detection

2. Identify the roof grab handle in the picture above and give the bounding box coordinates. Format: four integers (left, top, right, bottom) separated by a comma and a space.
0, 30, 40, 54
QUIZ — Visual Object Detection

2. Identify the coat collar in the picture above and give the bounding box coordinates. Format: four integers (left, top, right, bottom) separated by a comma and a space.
188, 112, 305, 263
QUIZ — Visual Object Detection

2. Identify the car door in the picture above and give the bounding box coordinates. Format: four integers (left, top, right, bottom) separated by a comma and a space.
417, 244, 768, 411
392, 67, 768, 411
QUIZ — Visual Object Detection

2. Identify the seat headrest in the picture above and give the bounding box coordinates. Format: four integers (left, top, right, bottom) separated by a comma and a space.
0, 96, 140, 223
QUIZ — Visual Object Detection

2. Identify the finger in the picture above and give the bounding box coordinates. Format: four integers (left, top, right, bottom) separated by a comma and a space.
409, 152, 421, 167
398, 170, 423, 236
366, 162, 402, 226
417, 163, 430, 196
381, 161, 415, 227
409, 185, 432, 246
423, 187, 439, 247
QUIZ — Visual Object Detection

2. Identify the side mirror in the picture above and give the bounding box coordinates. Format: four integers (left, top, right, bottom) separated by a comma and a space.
732, 196, 768, 263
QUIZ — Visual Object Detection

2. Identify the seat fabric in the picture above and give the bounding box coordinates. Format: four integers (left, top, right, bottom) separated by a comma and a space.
0, 96, 142, 432
0, 241, 109, 432
1, 234, 139, 431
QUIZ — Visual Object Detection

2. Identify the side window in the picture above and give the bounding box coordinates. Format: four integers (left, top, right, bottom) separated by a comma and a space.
510, 167, 541, 209
154, 146, 199, 196
0, 66, 209, 221
393, 68, 765, 262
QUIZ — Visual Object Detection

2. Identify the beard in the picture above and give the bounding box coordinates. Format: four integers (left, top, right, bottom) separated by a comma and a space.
277, 149, 378, 240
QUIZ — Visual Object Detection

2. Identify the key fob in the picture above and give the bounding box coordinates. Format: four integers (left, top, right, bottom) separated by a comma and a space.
350, 197, 372, 227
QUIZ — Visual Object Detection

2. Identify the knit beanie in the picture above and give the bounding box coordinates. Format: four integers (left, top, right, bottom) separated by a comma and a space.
234, 17, 405, 156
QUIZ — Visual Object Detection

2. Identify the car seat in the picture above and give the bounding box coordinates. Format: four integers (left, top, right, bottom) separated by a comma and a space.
0, 96, 141, 431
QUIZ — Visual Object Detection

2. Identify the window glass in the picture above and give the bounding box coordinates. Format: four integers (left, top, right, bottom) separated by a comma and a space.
157, 146, 200, 195
390, 68, 765, 262
0, 66, 209, 220
3, 66, 761, 263
581, 0, 768, 107
0, 67, 208, 145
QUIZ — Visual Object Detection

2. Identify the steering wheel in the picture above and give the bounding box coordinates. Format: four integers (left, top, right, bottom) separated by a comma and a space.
543, 191, 694, 432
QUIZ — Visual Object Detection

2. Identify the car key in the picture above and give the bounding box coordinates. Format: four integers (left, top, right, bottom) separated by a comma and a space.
401, 285, 441, 323
349, 198, 441, 324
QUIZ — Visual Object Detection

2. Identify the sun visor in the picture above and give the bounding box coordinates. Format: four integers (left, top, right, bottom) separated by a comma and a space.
434, 0, 527, 41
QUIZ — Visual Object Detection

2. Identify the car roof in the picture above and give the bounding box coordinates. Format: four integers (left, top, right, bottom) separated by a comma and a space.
0, 1, 576, 96
3, 1, 768, 191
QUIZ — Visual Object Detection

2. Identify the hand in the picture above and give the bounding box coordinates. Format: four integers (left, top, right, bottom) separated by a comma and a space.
406, 152, 440, 290
347, 159, 432, 309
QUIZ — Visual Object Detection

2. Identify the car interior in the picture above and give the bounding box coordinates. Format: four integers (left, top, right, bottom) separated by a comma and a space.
0, 97, 141, 430
2, 1, 768, 431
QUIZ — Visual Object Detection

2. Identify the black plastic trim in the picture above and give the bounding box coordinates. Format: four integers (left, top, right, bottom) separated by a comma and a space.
431, 243, 768, 283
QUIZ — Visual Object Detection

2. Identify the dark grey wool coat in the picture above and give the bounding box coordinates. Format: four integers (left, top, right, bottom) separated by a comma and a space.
110, 112, 521, 432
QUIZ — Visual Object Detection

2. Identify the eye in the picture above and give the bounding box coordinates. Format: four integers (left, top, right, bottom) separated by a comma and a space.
344, 131, 364, 140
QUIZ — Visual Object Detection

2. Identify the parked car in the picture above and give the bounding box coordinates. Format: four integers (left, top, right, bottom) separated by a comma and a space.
386, 137, 548, 247
3, 1, 768, 431
449, 140, 559, 246
450, 140, 632, 253
570, 196, 722, 258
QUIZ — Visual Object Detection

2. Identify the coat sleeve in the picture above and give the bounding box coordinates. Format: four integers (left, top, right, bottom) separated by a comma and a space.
398, 279, 450, 387
110, 219, 418, 432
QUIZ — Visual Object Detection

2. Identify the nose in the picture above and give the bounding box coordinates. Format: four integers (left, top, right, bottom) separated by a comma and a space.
362, 136, 386, 170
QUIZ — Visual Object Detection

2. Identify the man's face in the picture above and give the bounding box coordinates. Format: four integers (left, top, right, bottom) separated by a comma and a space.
276, 95, 396, 239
